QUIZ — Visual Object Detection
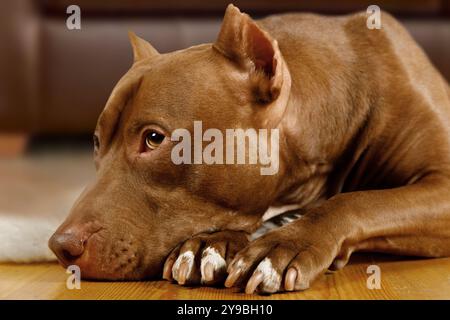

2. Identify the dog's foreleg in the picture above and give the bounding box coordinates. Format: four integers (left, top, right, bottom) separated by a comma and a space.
225, 173, 450, 293
331, 174, 450, 259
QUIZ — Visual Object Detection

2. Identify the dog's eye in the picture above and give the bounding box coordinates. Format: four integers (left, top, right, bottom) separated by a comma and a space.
145, 130, 165, 150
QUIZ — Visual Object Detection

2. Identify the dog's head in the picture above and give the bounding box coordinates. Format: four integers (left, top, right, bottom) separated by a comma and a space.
49, 5, 292, 280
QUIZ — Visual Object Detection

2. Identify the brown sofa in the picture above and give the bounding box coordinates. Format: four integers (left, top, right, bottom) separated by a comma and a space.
1, 0, 450, 134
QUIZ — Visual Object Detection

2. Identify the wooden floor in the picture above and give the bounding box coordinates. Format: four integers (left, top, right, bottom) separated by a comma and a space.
1, 254, 449, 299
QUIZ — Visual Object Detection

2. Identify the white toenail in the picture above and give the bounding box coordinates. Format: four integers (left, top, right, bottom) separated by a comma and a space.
200, 247, 226, 282
235, 258, 246, 269
172, 250, 194, 280
255, 257, 281, 293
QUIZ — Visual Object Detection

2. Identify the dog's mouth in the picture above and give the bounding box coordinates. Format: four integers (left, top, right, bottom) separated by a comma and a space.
80, 232, 157, 280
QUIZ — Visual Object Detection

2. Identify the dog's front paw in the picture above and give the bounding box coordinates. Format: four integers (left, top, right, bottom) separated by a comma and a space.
224, 220, 340, 294
163, 230, 249, 286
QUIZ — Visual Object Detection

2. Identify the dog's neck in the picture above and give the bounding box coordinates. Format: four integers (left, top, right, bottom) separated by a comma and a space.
274, 56, 373, 207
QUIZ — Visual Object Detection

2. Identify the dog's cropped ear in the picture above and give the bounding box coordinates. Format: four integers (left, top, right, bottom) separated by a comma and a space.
214, 4, 284, 103
128, 31, 159, 63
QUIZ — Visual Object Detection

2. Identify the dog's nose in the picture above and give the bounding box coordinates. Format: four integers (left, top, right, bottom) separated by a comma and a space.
49, 232, 86, 265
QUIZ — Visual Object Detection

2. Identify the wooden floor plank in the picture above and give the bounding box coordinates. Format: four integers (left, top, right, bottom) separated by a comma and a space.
1, 254, 449, 299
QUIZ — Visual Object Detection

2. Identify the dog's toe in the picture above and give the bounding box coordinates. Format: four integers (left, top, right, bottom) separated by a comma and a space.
246, 257, 282, 294
172, 250, 196, 284
226, 242, 296, 294
200, 246, 227, 284
170, 237, 202, 285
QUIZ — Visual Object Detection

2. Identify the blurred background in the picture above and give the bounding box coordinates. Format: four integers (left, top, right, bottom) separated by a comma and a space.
0, 0, 449, 231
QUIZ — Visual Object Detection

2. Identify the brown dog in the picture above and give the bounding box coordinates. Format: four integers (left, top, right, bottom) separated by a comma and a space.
49, 4, 450, 294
